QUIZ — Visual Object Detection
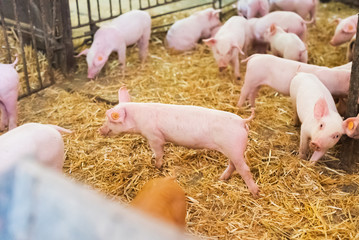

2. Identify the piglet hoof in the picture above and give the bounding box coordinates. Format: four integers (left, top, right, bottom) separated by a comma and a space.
308, 160, 317, 167
219, 172, 231, 181
154, 159, 164, 169
298, 152, 306, 160
250, 187, 260, 199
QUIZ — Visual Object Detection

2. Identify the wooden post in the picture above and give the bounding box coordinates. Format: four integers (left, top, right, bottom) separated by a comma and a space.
340, 14, 359, 172
60, 0, 75, 73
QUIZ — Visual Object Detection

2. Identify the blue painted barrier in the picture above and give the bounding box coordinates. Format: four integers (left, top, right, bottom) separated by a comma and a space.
0, 160, 188, 240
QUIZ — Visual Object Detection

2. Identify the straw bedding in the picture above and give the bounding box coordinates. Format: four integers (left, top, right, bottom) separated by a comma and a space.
2, 1, 359, 239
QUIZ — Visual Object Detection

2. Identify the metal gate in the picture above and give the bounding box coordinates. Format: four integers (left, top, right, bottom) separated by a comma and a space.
0, 0, 235, 98
0, 0, 74, 98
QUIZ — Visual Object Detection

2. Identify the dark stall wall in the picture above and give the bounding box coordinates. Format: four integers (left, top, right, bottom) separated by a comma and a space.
334, 0, 359, 8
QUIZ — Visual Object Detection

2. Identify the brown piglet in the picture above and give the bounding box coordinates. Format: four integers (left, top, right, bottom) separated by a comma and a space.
130, 177, 187, 229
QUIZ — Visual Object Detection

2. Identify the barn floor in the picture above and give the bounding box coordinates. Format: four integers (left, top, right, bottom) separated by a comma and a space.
13, 2, 359, 239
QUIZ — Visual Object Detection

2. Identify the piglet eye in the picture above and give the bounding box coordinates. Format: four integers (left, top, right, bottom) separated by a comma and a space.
319, 124, 323, 129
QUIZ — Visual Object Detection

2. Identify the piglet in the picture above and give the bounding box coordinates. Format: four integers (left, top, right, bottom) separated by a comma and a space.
0, 123, 72, 174
290, 72, 353, 163
248, 11, 309, 53
236, 0, 269, 19
76, 10, 151, 78
203, 16, 251, 80
166, 8, 221, 52
264, 24, 307, 63
0, 56, 19, 131
99, 87, 259, 198
330, 14, 358, 46
269, 0, 317, 23
130, 177, 186, 229
237, 54, 351, 108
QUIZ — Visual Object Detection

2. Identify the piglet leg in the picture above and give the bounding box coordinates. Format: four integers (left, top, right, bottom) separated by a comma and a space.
230, 53, 240, 80
219, 160, 236, 180
148, 136, 165, 168
0, 103, 8, 131
138, 32, 150, 63
117, 42, 127, 71
232, 157, 259, 198
3, 97, 17, 130
223, 141, 259, 198
299, 128, 309, 159
309, 150, 325, 165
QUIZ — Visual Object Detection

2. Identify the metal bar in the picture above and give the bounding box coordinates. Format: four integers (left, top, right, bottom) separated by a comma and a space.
39, 0, 55, 84
18, 82, 54, 100
139, 0, 142, 9
76, 0, 81, 25
129, 0, 132, 10
86, 0, 95, 38
97, 0, 101, 20
221, 0, 236, 8
147, 0, 151, 8
151, 2, 212, 18
3, 17, 46, 34
0, 0, 12, 63
13, 0, 31, 94
151, 23, 172, 30
27, 0, 43, 89
119, 0, 122, 15
109, 0, 113, 17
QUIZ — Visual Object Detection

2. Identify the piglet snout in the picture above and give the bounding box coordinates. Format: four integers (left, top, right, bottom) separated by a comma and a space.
309, 141, 321, 151
99, 126, 110, 136
88, 73, 95, 79
219, 66, 227, 72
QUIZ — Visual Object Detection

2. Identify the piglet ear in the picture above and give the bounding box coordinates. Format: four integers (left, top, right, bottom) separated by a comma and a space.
211, 9, 221, 19
75, 48, 89, 57
118, 87, 131, 103
94, 55, 106, 66
314, 98, 329, 120
203, 38, 216, 46
343, 22, 356, 33
106, 108, 126, 123
343, 114, 359, 138
270, 23, 276, 35
333, 18, 341, 25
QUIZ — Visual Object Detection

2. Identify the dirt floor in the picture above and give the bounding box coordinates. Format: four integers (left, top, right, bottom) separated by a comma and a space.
11, 1, 359, 239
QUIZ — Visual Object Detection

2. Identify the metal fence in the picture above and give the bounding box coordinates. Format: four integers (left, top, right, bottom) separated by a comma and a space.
71, 0, 236, 49
0, 0, 74, 98
0, 0, 235, 98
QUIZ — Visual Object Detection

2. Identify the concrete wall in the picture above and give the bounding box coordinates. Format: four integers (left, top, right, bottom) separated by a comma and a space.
0, 160, 189, 240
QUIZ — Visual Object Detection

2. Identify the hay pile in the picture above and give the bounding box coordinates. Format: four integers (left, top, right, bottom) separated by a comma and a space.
5, 1, 359, 239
